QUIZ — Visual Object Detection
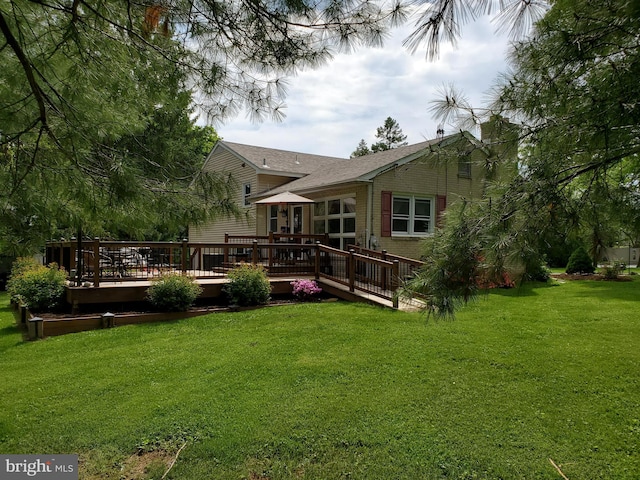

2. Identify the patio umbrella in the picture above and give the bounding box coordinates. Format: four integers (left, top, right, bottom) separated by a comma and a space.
255, 191, 314, 232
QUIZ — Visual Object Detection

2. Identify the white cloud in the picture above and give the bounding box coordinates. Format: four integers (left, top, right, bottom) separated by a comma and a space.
216, 15, 512, 158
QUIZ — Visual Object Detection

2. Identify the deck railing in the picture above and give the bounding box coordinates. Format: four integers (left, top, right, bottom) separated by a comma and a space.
225, 232, 329, 245
316, 245, 402, 307
46, 237, 423, 307
350, 246, 423, 282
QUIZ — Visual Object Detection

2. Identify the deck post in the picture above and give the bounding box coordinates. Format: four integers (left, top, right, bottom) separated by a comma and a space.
58, 240, 64, 267
268, 232, 274, 267
70, 237, 78, 286
223, 235, 229, 266
381, 250, 388, 291
348, 249, 355, 292
93, 238, 100, 287
252, 240, 259, 264
392, 260, 400, 309
181, 239, 188, 274
314, 242, 321, 279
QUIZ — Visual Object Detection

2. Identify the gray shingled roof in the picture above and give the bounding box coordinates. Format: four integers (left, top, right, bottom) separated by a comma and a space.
263, 131, 489, 195
218, 131, 485, 198
217, 141, 346, 175
260, 138, 441, 195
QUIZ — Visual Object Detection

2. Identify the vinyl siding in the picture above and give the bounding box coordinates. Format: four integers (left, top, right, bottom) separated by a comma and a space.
256, 174, 297, 194
189, 150, 258, 242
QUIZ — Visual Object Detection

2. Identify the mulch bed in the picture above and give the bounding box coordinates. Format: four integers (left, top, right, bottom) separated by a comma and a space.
552, 273, 633, 282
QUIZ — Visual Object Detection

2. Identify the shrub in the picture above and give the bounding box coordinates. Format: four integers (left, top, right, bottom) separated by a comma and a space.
565, 246, 595, 274
147, 274, 203, 312
9, 256, 41, 279
291, 279, 322, 301
7, 259, 67, 312
599, 261, 624, 280
477, 267, 516, 289
224, 264, 271, 306
523, 261, 552, 282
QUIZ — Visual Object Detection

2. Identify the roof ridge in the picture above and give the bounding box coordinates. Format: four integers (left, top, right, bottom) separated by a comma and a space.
220, 140, 347, 162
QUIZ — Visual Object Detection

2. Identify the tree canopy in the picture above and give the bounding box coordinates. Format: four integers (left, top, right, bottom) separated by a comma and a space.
0, 0, 407, 253
402, 0, 640, 316
371, 116, 408, 152
351, 139, 372, 158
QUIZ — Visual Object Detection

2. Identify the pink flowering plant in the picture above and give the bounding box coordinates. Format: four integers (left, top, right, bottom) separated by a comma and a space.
290, 279, 322, 301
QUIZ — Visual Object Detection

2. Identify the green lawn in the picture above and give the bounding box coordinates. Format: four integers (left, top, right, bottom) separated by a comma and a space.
0, 278, 639, 479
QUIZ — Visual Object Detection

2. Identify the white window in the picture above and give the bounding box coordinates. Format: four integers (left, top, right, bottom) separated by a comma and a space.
392, 196, 433, 236
243, 183, 251, 206
313, 196, 356, 249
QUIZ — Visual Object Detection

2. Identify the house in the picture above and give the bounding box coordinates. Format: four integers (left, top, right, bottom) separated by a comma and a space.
189, 119, 517, 260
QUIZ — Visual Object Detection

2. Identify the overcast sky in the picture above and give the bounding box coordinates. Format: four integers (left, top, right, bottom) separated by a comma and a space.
215, 15, 514, 158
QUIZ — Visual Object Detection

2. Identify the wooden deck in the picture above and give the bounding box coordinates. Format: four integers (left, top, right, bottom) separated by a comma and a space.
65, 275, 422, 312
19, 275, 424, 340
66, 276, 297, 308
47, 239, 425, 313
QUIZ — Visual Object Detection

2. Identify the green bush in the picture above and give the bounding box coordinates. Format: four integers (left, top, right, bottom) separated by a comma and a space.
146, 274, 203, 312
224, 263, 271, 306
565, 246, 595, 274
7, 258, 67, 312
9, 256, 41, 279
523, 261, 552, 282
599, 261, 624, 280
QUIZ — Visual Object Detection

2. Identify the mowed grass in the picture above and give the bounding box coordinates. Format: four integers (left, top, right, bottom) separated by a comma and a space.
0, 278, 639, 479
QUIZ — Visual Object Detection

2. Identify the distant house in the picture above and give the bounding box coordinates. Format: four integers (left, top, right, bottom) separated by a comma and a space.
189, 119, 517, 260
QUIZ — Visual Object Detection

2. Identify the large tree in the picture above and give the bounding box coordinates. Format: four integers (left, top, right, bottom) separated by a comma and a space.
0, 58, 232, 254
401, 0, 640, 316
0, 0, 407, 254
371, 116, 408, 152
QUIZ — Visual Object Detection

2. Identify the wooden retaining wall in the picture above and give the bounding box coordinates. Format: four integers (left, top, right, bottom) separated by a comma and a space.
23, 308, 226, 339
13, 278, 313, 340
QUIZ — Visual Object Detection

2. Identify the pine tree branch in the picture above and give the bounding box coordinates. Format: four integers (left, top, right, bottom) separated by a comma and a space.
0, 9, 49, 133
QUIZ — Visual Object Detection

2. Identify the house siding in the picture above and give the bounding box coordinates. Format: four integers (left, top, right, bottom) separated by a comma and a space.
256, 174, 295, 194
371, 152, 485, 259
190, 139, 495, 258
189, 150, 257, 243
